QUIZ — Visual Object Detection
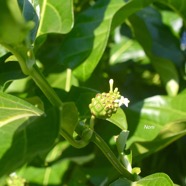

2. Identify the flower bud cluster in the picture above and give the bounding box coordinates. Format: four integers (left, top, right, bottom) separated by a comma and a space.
89, 90, 121, 119
89, 79, 130, 119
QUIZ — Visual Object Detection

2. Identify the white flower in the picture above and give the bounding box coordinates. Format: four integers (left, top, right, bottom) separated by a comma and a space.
115, 96, 130, 107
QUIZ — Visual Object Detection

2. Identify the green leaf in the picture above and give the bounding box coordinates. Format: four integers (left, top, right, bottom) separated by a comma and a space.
136, 119, 186, 161
0, 0, 33, 45
110, 173, 174, 186
60, 102, 79, 137
19, 158, 70, 185
18, 0, 39, 42
156, 0, 186, 22
59, 102, 89, 148
37, 0, 74, 35
57, 0, 127, 81
137, 173, 174, 186
58, 86, 98, 119
18, 141, 95, 185
71, 0, 155, 81
107, 108, 128, 130
37, 0, 155, 81
0, 0, 36, 75
109, 36, 147, 65
110, 177, 131, 186
129, 7, 183, 96
116, 130, 130, 154
0, 92, 59, 176
17, 141, 71, 185
111, 0, 154, 29
131, 120, 186, 162
0, 91, 43, 128
126, 94, 186, 160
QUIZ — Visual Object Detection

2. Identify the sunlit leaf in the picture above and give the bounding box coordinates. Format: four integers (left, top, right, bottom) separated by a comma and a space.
129, 7, 183, 96
156, 0, 186, 21
131, 120, 186, 162
66, 0, 154, 81
109, 36, 146, 65
0, 92, 60, 176
126, 93, 186, 161
107, 108, 128, 130
36, 0, 155, 81
0, 92, 42, 128
110, 173, 174, 186
0, 107, 59, 176
138, 173, 174, 185
57, 0, 128, 81
37, 0, 74, 35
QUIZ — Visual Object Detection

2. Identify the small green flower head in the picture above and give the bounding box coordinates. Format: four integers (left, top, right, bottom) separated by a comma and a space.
89, 79, 130, 119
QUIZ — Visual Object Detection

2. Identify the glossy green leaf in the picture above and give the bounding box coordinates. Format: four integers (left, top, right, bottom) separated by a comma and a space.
0, 0, 33, 45
110, 173, 174, 186
126, 94, 186, 160
116, 130, 130, 154
131, 120, 186, 162
107, 108, 128, 130
129, 7, 183, 96
62, 0, 156, 81
0, 91, 43, 128
109, 36, 146, 65
36, 0, 155, 81
0, 92, 59, 176
127, 94, 186, 144
37, 0, 74, 35
0, 110, 59, 176
137, 173, 174, 186
72, 0, 128, 81
57, 0, 126, 81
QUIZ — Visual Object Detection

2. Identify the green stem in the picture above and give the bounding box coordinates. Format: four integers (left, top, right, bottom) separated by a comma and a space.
60, 129, 88, 148
91, 131, 135, 181
65, 68, 71, 92
29, 64, 63, 107
6, 44, 63, 107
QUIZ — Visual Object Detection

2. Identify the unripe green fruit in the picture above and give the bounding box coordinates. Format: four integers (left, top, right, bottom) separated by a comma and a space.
89, 91, 121, 119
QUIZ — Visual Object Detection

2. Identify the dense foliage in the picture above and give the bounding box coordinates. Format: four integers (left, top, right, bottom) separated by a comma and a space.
0, 0, 186, 185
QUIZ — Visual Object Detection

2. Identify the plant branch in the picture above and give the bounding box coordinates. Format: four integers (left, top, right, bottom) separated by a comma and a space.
91, 130, 135, 181
29, 64, 63, 107
4, 43, 63, 107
